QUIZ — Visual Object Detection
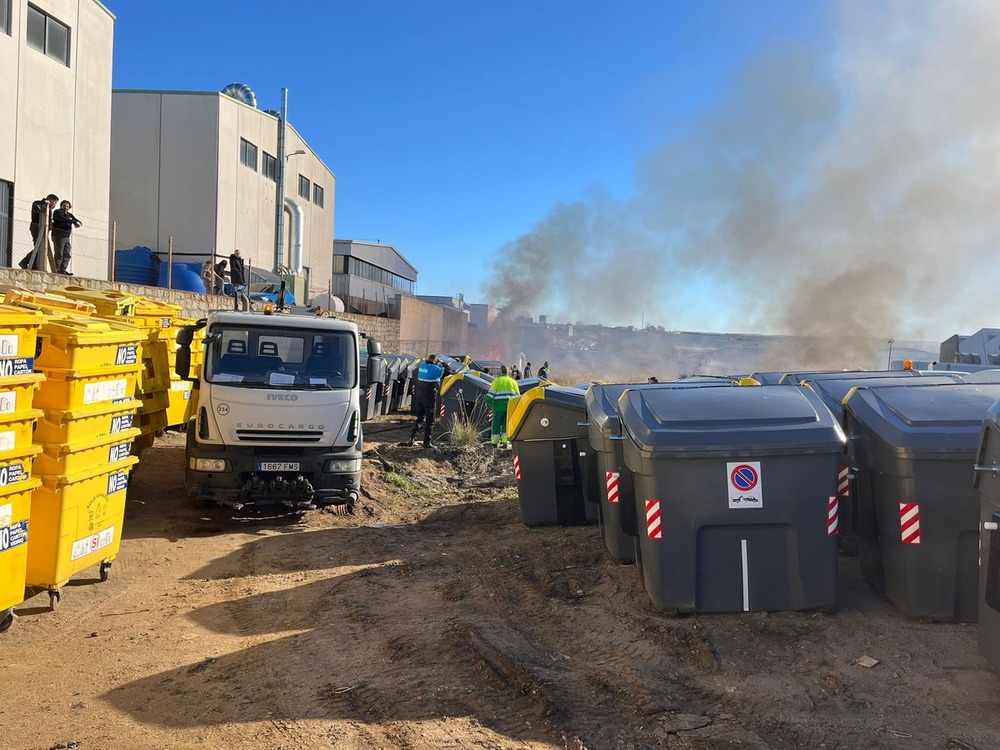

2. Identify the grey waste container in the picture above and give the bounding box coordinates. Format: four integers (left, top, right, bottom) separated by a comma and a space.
508, 386, 598, 526
620, 385, 845, 613
360, 355, 387, 422
749, 371, 787, 385
382, 354, 403, 415
397, 355, 417, 411
781, 369, 923, 386
845, 382, 1000, 621
962, 370, 1000, 384
975, 401, 1000, 669
803, 375, 960, 550
439, 372, 494, 438
585, 381, 734, 564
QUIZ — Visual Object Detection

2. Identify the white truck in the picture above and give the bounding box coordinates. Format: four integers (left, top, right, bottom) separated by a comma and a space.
175, 309, 382, 512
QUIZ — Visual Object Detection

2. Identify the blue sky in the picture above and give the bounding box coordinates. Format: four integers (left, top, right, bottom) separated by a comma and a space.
106, 0, 832, 321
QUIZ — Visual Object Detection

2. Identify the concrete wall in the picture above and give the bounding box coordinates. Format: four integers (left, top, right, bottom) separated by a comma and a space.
398, 295, 468, 356
1, 0, 114, 270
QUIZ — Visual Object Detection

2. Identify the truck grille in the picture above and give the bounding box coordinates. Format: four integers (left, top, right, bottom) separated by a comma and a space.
236, 429, 324, 443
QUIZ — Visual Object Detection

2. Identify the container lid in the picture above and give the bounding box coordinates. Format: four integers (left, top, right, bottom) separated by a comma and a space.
805, 376, 961, 417
48, 286, 137, 316
441, 372, 492, 396
0, 303, 45, 327
748, 371, 787, 385
620, 385, 845, 456
507, 385, 587, 437
4, 288, 96, 316
585, 381, 736, 435
780, 369, 923, 386
844, 382, 1000, 456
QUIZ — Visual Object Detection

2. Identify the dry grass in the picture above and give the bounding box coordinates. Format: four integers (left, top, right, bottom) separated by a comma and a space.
446, 410, 483, 447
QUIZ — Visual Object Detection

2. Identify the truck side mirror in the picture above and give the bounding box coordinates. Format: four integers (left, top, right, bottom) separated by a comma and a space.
367, 338, 383, 356
174, 320, 207, 382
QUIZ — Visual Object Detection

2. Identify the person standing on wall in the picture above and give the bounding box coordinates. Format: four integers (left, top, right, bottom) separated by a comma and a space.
51, 200, 82, 274
538, 361, 549, 380
213, 259, 228, 295
523, 362, 532, 378
485, 365, 520, 448
229, 249, 250, 311
405, 353, 444, 448
19, 193, 58, 270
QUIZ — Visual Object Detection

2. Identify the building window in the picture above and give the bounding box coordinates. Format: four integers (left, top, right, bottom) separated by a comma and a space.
240, 139, 258, 171
313, 184, 324, 208
0, 180, 12, 267
262, 152, 277, 182
26, 5, 70, 65
298, 175, 311, 201
1, 0, 11, 36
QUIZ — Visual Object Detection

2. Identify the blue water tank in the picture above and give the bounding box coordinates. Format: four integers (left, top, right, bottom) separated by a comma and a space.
157, 261, 206, 293
114, 247, 159, 286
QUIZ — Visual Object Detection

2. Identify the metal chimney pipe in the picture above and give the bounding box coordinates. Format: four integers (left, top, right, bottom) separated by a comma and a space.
274, 88, 289, 272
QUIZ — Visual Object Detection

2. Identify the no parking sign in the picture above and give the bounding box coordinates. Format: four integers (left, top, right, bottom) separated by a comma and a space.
727, 461, 763, 509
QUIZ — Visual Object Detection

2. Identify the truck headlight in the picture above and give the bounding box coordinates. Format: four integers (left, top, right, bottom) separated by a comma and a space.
191, 458, 228, 472
324, 459, 360, 473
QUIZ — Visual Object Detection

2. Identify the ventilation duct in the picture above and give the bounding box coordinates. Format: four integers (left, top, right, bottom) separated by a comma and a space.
221, 82, 257, 108
283, 197, 304, 274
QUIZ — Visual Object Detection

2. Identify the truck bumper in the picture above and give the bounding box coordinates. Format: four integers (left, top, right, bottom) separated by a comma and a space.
186, 432, 361, 509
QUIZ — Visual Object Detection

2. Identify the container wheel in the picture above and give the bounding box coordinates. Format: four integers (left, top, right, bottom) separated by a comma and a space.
99, 561, 112, 582
0, 609, 14, 633
48, 590, 61, 611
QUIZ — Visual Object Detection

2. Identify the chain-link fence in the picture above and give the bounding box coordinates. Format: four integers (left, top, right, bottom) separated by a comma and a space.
7, 216, 111, 280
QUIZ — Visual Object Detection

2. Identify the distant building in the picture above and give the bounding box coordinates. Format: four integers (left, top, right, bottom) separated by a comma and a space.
333, 240, 417, 317
110, 88, 334, 300
1, 0, 115, 270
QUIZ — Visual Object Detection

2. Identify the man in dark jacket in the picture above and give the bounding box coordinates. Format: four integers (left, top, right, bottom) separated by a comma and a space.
19, 193, 59, 270
51, 200, 82, 274
405, 354, 444, 447
228, 249, 250, 311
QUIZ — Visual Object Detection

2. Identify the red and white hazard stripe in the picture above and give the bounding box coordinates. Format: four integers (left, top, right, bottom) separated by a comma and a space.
365, 386, 372, 400
439, 401, 445, 418
645, 498, 662, 540
899, 502, 921, 545
512, 454, 521, 480
606, 471, 620, 505
827, 495, 839, 537
838, 465, 850, 498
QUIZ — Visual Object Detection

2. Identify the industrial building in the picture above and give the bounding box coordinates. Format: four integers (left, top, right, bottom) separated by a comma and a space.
0, 0, 115, 272
110, 87, 333, 303
332, 239, 417, 316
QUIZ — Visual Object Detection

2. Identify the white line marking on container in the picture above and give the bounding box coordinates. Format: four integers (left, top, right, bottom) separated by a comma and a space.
741, 539, 750, 612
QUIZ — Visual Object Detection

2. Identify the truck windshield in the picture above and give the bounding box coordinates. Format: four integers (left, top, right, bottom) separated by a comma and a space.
205, 325, 357, 388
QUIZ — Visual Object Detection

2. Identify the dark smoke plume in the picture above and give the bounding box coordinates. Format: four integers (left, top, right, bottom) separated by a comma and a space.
483, 1, 1000, 352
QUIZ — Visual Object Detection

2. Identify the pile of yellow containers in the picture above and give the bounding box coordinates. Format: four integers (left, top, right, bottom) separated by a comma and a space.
0, 305, 45, 632
46, 287, 185, 456
3, 289, 144, 610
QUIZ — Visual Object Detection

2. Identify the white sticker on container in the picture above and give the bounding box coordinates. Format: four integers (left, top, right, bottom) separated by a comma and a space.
0, 391, 17, 415
70, 526, 115, 561
171, 381, 191, 391
0, 431, 16, 452
83, 378, 128, 404
0, 335, 20, 358
727, 461, 763, 509
0, 503, 11, 527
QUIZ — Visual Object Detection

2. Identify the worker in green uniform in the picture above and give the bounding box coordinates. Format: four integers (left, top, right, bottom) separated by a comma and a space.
484, 365, 520, 448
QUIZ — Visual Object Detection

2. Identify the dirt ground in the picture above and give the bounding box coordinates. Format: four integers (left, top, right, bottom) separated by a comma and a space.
2, 416, 999, 750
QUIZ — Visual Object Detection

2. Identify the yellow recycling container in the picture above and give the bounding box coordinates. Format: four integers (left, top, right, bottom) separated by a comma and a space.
34, 399, 142, 445
35, 317, 144, 373
0, 480, 42, 630
4, 288, 95, 317
46, 286, 137, 317
35, 427, 141, 476
165, 379, 197, 427
34, 367, 139, 411
25, 455, 139, 608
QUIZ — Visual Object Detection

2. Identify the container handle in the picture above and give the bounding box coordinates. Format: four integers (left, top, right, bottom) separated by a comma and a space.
974, 464, 1000, 473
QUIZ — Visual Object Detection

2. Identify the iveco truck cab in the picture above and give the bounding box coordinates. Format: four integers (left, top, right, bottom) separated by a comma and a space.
175, 310, 381, 511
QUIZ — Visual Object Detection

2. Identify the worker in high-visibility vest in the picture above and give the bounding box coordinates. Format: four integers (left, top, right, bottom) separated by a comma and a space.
485, 365, 520, 447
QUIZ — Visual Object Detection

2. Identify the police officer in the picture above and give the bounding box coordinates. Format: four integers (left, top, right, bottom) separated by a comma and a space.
405, 353, 444, 447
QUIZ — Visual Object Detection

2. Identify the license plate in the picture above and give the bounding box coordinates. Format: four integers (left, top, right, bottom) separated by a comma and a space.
256, 462, 300, 472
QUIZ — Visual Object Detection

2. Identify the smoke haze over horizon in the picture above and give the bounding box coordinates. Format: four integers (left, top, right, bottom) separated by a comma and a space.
483, 1, 1000, 345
